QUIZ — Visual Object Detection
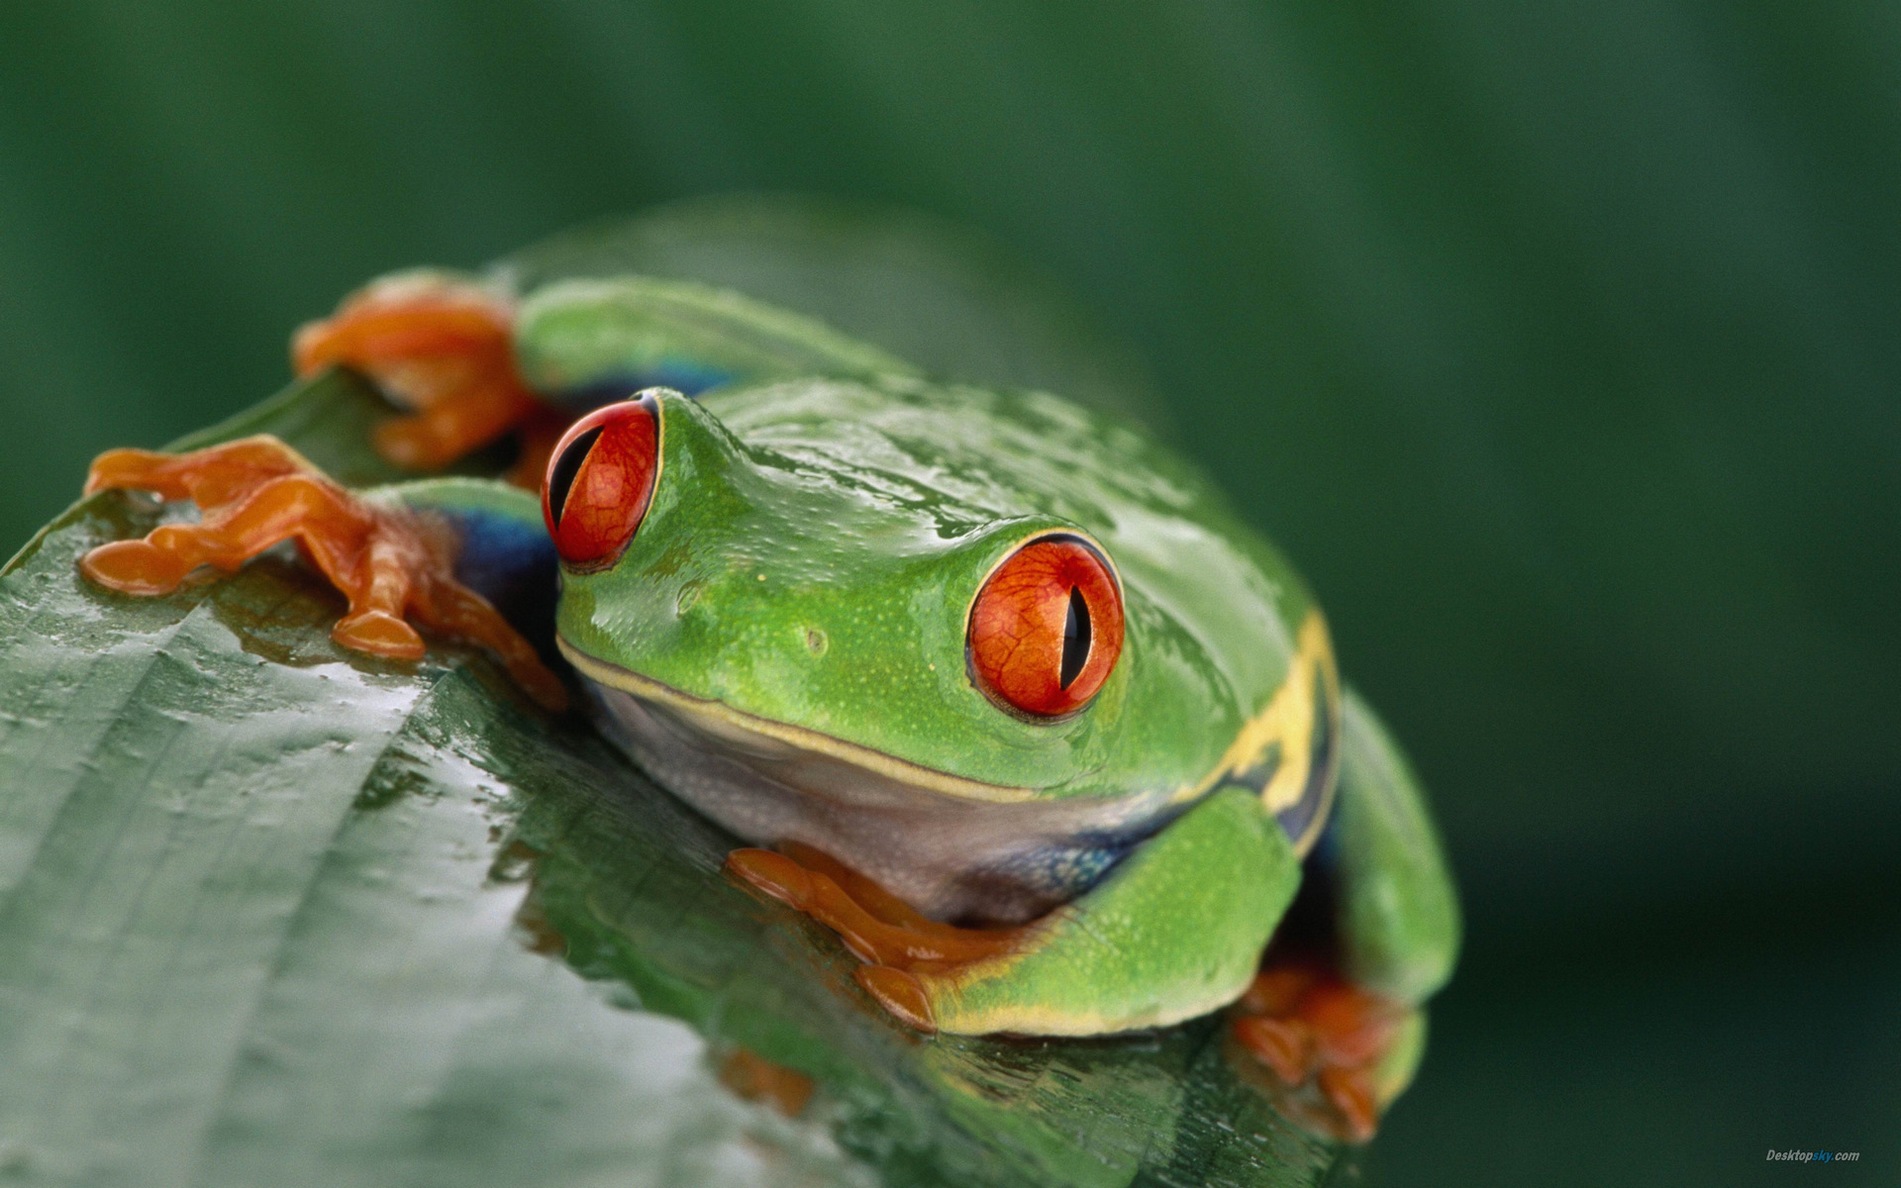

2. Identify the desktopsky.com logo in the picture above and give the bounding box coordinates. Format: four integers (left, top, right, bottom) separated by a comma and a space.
1766, 1149, 1859, 1164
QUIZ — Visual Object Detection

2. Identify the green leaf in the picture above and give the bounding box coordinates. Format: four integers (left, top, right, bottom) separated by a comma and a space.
0, 369, 1344, 1186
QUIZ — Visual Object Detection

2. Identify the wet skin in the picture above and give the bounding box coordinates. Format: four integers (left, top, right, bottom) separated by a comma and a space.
78, 263, 1460, 1141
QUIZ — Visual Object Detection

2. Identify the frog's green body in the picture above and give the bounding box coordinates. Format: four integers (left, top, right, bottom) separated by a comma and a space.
79, 212, 1459, 1127
553, 372, 1336, 926
389, 270, 1459, 1058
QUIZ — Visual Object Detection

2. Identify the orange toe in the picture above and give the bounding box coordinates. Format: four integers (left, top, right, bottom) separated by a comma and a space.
79, 539, 193, 595
334, 609, 428, 661
84, 449, 178, 499
856, 966, 936, 1032
1318, 1067, 1379, 1143
1233, 1015, 1313, 1086
726, 848, 818, 910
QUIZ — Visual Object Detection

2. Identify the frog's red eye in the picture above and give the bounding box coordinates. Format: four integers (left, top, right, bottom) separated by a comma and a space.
967, 535, 1123, 718
542, 395, 660, 570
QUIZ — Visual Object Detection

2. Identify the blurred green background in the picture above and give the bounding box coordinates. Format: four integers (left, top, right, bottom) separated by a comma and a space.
2, 3, 1894, 1183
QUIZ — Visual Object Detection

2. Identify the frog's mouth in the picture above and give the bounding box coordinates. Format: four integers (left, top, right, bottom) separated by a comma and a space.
556, 638, 1042, 804
555, 637, 1170, 923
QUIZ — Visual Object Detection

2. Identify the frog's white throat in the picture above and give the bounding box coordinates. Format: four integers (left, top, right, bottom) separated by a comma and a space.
559, 641, 1170, 925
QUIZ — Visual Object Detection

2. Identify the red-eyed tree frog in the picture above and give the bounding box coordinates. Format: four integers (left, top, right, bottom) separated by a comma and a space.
76, 229, 1459, 1142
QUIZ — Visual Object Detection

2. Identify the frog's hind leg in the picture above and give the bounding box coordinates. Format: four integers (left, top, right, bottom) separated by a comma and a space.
729, 786, 1303, 1037
1231, 959, 1423, 1142
80, 437, 565, 709
1231, 687, 1461, 1140
293, 272, 544, 475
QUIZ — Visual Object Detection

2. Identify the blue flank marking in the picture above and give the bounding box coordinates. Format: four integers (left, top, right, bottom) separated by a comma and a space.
441, 506, 556, 603
553, 363, 736, 409
1304, 808, 1344, 880
988, 832, 1147, 902
437, 502, 560, 663
1273, 666, 1338, 852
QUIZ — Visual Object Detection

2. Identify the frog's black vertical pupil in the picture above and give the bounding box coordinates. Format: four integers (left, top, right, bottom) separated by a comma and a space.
1060, 585, 1091, 689
546, 425, 604, 526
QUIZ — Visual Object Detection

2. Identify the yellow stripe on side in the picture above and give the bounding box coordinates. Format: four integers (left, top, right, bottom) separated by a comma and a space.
1170, 611, 1342, 854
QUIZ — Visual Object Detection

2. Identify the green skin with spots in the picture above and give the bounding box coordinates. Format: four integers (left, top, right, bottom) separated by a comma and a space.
390, 272, 1459, 1079
561, 375, 1314, 798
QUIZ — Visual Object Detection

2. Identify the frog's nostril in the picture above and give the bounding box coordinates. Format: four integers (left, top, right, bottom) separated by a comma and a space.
675, 580, 704, 616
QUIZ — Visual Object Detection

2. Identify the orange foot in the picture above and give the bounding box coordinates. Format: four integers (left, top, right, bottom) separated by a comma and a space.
725, 843, 1023, 1032
293, 272, 548, 480
81, 435, 567, 710
1231, 960, 1413, 1142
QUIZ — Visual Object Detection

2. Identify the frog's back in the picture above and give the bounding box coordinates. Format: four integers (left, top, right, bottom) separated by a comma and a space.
701, 375, 1339, 855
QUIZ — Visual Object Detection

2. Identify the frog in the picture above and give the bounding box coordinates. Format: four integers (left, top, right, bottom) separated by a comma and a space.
74, 232, 1460, 1142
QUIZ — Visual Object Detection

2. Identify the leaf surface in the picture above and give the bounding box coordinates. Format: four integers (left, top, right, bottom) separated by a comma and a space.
0, 371, 1342, 1187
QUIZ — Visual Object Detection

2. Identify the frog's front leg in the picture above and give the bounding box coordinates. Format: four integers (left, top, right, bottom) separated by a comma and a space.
79, 437, 566, 710
1231, 689, 1461, 1140
729, 785, 1303, 1036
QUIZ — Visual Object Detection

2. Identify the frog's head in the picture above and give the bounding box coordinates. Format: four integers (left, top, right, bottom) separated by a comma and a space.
543, 387, 1142, 807
537, 379, 1331, 921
